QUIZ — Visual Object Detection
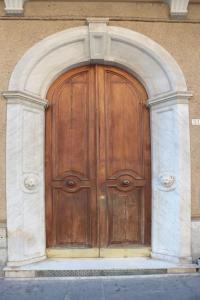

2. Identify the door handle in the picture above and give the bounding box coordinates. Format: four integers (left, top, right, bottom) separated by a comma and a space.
66, 180, 76, 187
121, 179, 130, 186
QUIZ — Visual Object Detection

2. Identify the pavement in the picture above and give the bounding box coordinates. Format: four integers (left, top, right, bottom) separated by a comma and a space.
0, 274, 200, 300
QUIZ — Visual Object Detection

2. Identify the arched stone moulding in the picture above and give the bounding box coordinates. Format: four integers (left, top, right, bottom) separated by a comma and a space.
9, 20, 187, 98
3, 19, 192, 266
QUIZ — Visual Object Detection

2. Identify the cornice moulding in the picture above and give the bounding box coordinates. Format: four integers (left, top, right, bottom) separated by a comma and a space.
148, 90, 192, 107
2, 91, 48, 108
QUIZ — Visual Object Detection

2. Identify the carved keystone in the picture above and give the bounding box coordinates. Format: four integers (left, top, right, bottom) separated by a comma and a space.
87, 18, 109, 62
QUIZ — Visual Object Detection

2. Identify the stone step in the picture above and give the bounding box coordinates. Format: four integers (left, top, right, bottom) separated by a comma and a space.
3, 258, 199, 278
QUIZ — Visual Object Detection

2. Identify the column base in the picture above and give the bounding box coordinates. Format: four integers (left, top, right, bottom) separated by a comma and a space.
6, 255, 46, 267
151, 252, 192, 264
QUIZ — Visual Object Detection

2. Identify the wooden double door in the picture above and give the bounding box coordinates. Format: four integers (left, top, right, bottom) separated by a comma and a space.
45, 65, 151, 257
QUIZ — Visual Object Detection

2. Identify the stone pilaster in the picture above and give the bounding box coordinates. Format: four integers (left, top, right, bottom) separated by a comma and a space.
2, 91, 48, 266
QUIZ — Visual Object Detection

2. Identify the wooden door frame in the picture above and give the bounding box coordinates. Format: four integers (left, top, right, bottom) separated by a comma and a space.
4, 21, 192, 266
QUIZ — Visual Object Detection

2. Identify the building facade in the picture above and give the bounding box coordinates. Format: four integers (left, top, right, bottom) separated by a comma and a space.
0, 0, 200, 271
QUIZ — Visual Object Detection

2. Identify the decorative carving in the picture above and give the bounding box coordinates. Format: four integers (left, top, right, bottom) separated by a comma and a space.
159, 174, 175, 188
158, 174, 176, 191
24, 174, 39, 191
106, 169, 146, 192
52, 171, 91, 193
87, 18, 109, 61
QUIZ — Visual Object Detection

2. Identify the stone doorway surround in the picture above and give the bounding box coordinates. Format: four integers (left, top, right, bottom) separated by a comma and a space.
2, 18, 192, 267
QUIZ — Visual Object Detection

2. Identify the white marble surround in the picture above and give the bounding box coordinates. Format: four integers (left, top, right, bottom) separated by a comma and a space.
2, 19, 192, 267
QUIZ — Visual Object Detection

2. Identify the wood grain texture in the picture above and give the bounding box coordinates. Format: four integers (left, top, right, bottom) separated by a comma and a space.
45, 65, 151, 252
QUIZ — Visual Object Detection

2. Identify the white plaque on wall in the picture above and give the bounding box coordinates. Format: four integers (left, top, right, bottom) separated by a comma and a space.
192, 119, 200, 126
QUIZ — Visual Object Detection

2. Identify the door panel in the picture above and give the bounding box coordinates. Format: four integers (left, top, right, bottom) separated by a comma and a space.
106, 76, 143, 175
107, 189, 141, 244
54, 189, 91, 246
53, 76, 90, 177
46, 65, 151, 255
46, 67, 97, 248
98, 67, 150, 249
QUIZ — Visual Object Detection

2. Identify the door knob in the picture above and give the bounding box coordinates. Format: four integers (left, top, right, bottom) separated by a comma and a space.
66, 180, 76, 187
122, 179, 130, 186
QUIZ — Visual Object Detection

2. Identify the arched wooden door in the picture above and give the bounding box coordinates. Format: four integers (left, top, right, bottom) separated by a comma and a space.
45, 65, 151, 257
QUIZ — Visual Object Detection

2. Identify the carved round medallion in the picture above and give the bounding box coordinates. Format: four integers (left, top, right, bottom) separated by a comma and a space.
159, 174, 175, 188
24, 175, 39, 191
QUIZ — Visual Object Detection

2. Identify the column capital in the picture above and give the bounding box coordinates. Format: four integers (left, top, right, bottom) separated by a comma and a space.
2, 91, 48, 109
148, 91, 192, 107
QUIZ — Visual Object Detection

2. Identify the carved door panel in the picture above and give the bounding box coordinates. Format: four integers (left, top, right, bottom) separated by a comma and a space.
97, 66, 151, 252
45, 65, 151, 255
46, 66, 97, 249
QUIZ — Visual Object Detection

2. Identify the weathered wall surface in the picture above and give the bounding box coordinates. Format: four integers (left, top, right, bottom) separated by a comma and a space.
0, 0, 200, 260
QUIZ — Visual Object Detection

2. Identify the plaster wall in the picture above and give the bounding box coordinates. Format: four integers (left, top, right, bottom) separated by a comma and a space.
0, 0, 200, 261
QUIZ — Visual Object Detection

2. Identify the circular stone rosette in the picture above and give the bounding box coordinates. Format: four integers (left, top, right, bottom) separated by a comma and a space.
158, 173, 176, 191
23, 174, 39, 192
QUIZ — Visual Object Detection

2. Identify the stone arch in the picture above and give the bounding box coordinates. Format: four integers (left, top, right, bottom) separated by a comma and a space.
9, 22, 187, 99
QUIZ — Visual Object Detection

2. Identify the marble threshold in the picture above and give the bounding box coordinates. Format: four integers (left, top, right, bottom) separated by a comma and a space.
3, 258, 199, 278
